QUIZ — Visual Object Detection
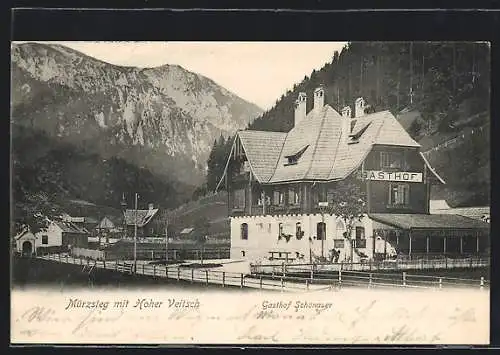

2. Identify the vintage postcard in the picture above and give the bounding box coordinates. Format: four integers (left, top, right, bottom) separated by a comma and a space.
10, 41, 490, 345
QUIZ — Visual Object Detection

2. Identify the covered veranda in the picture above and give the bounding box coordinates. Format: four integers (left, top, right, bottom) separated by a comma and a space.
369, 213, 490, 260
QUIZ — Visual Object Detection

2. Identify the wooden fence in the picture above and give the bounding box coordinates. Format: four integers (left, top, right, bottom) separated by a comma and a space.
250, 256, 490, 274
71, 247, 106, 260
37, 253, 489, 292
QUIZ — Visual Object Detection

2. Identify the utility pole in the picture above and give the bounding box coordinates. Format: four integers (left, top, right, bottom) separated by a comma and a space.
318, 201, 328, 259
409, 42, 414, 105
165, 220, 169, 262
120, 193, 127, 239
134, 193, 139, 273
321, 211, 325, 259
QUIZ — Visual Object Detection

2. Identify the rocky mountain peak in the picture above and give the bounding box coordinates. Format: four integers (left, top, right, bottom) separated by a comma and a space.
11, 42, 263, 186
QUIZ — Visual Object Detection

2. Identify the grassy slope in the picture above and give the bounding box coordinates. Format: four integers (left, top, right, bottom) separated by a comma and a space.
166, 192, 230, 236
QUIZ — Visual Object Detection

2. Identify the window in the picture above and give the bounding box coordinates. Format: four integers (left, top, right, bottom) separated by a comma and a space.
288, 188, 300, 205
278, 223, 284, 236
380, 151, 404, 169
240, 223, 248, 240
42, 235, 48, 245
317, 222, 326, 240
296, 222, 303, 239
314, 184, 327, 205
273, 190, 285, 205
349, 122, 372, 144
355, 227, 365, 239
241, 251, 246, 257
336, 220, 345, 233
388, 183, 410, 206
233, 189, 246, 209
334, 239, 345, 248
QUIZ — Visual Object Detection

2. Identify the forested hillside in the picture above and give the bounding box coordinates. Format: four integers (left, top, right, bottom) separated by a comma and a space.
205, 42, 490, 207
12, 124, 193, 232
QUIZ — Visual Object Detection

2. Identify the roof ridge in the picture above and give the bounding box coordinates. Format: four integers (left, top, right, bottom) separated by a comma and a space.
267, 130, 290, 183
326, 118, 345, 179
236, 132, 262, 183
240, 129, 287, 135
303, 108, 329, 180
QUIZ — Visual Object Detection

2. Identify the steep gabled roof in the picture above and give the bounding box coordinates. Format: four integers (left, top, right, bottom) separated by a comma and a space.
15, 229, 36, 240
96, 216, 116, 229
53, 221, 89, 234
270, 105, 343, 183
220, 102, 445, 186
237, 130, 287, 183
328, 111, 421, 181
123, 209, 159, 227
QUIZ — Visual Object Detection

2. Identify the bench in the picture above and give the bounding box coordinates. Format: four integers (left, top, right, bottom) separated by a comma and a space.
268, 251, 296, 262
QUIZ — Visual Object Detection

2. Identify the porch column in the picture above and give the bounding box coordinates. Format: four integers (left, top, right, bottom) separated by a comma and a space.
476, 234, 480, 253
460, 236, 463, 254
408, 231, 412, 258
426, 236, 429, 254
443, 236, 447, 254
383, 231, 387, 258
248, 172, 252, 215
262, 190, 266, 215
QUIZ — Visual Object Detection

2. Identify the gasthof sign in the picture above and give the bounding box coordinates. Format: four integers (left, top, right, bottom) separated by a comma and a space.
361, 170, 423, 183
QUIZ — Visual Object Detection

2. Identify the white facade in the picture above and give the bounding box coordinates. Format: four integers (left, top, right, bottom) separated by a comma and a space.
230, 213, 375, 263
35, 222, 64, 248
15, 231, 39, 255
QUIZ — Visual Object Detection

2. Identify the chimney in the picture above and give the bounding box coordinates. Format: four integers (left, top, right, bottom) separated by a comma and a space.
340, 107, 351, 144
313, 86, 325, 111
354, 97, 366, 118
341, 106, 352, 118
294, 92, 307, 127
148, 203, 154, 210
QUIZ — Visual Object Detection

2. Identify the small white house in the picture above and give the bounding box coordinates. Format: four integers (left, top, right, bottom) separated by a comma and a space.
14, 229, 39, 256
35, 220, 89, 252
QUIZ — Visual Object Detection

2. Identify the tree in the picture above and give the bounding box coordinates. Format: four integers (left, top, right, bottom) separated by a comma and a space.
193, 216, 210, 265
13, 191, 63, 235
327, 172, 367, 264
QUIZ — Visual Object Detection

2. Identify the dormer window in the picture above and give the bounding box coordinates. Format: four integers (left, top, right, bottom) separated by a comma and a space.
284, 145, 309, 166
350, 120, 357, 133
348, 122, 372, 145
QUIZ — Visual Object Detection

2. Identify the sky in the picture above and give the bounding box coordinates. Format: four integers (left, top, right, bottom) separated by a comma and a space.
16, 41, 347, 109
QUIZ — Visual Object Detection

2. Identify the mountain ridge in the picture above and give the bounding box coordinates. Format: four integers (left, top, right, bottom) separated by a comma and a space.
11, 42, 263, 185
11, 42, 263, 229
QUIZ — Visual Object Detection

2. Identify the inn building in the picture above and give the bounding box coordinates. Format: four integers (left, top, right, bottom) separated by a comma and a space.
219, 87, 490, 263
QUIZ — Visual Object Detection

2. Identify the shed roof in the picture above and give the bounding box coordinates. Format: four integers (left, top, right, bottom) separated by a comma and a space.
123, 209, 158, 227
369, 213, 490, 230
